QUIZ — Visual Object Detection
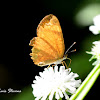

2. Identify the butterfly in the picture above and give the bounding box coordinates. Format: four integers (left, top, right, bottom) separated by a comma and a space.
29, 14, 76, 67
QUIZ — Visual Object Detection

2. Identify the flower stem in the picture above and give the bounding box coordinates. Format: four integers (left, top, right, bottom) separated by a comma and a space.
75, 68, 100, 100
69, 64, 100, 100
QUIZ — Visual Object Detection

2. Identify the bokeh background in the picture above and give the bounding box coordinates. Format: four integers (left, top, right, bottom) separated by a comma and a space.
0, 0, 100, 100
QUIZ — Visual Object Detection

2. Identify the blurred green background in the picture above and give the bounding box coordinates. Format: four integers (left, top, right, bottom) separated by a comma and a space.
0, 0, 100, 100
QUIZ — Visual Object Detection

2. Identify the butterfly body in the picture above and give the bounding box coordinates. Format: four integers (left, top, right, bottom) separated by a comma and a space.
30, 14, 66, 67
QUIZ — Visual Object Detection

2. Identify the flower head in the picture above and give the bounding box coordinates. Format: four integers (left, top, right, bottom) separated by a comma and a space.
32, 66, 81, 100
87, 41, 100, 65
89, 14, 100, 35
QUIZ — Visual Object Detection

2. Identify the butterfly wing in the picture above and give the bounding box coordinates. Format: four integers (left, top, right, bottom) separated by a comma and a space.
30, 14, 65, 66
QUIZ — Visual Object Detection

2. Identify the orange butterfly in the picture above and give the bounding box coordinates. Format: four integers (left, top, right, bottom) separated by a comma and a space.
29, 14, 76, 67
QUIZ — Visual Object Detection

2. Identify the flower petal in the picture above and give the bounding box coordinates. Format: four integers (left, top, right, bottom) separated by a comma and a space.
58, 89, 63, 98
55, 91, 60, 99
63, 92, 69, 99
54, 65, 58, 73
32, 66, 81, 100
59, 66, 65, 73
49, 90, 55, 100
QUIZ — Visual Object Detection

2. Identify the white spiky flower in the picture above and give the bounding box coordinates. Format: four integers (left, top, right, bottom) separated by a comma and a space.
32, 65, 81, 100
89, 14, 100, 35
87, 41, 100, 65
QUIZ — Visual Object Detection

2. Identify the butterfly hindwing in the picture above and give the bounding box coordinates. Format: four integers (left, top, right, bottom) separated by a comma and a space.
30, 37, 59, 66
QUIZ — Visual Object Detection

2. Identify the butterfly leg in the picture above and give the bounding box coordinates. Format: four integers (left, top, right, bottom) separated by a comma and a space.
52, 64, 56, 68
61, 61, 64, 66
62, 61, 68, 69
47, 65, 51, 69
67, 58, 72, 68
47, 64, 56, 69
61, 58, 71, 69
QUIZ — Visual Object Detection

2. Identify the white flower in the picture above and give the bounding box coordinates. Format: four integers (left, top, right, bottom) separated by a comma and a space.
89, 14, 100, 35
87, 41, 100, 65
32, 65, 81, 100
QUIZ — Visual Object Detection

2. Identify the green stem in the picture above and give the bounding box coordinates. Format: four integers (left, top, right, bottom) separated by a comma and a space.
69, 64, 100, 100
76, 68, 100, 100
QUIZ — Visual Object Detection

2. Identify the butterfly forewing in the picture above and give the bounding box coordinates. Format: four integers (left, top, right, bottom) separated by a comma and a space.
30, 14, 65, 66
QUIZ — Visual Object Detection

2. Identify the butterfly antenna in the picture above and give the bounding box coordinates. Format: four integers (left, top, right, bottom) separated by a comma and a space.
68, 49, 76, 53
65, 42, 76, 55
